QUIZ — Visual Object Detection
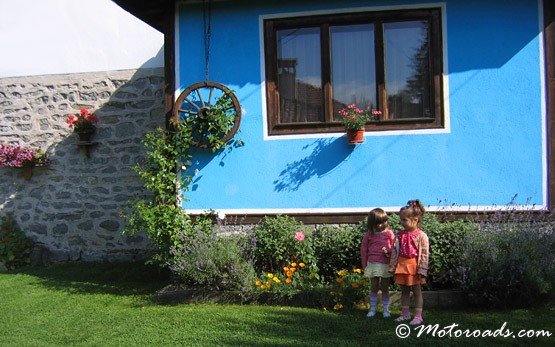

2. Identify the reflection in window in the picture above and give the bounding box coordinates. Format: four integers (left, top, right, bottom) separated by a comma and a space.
384, 21, 431, 119
277, 27, 322, 123
330, 24, 376, 122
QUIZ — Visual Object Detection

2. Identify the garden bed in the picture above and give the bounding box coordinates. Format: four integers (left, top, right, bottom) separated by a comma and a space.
156, 284, 467, 309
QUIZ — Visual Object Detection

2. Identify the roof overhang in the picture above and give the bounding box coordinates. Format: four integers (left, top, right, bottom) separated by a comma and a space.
112, 0, 172, 33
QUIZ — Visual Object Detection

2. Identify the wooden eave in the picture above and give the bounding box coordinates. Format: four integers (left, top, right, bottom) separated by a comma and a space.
112, 0, 173, 33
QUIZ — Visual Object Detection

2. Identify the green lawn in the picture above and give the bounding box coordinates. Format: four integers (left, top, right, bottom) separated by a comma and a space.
0, 262, 553, 346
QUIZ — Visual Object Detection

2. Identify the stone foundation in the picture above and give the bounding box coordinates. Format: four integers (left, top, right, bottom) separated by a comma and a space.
0, 68, 165, 261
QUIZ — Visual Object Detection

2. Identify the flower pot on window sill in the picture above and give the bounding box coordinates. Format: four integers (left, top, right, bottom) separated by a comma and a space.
346, 128, 365, 144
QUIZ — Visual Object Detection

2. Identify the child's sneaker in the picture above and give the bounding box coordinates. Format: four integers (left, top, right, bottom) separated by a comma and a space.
409, 317, 423, 325
366, 310, 376, 318
395, 315, 411, 322
383, 311, 391, 318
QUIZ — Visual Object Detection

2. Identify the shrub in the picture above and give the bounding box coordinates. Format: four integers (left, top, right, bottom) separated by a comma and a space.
170, 220, 256, 293
251, 215, 317, 274
420, 214, 477, 289
313, 224, 364, 281
124, 202, 191, 265
0, 215, 33, 269
388, 212, 475, 289
459, 211, 555, 308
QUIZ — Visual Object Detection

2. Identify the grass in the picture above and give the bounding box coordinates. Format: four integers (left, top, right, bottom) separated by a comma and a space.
0, 262, 553, 346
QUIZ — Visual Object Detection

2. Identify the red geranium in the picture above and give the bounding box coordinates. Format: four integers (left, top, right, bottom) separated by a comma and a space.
66, 108, 99, 133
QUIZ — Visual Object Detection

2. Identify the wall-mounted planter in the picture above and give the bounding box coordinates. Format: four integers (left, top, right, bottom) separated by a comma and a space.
22, 166, 33, 180
76, 130, 95, 142
20, 165, 48, 181
75, 130, 98, 157
346, 129, 365, 144
0, 144, 49, 180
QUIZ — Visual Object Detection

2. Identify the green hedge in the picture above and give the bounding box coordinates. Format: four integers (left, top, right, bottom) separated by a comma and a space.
313, 224, 364, 280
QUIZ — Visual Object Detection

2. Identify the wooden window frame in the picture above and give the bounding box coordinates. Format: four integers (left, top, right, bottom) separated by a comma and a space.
264, 8, 444, 136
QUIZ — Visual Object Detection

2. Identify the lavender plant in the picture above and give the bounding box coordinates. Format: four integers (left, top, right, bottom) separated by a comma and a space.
458, 209, 555, 307
170, 219, 256, 292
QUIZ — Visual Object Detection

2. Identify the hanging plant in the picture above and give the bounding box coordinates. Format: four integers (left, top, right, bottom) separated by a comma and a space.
66, 108, 99, 141
0, 144, 49, 180
172, 81, 242, 152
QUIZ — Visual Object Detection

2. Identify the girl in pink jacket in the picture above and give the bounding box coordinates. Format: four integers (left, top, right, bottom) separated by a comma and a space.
360, 208, 395, 318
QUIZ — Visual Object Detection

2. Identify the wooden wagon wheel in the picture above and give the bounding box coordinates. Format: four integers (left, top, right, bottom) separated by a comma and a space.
172, 81, 241, 149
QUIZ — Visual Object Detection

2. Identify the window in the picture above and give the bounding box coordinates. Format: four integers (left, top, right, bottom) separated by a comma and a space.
263, 8, 444, 135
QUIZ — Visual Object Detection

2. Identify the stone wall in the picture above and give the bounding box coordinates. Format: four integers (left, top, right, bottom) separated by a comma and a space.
0, 68, 165, 262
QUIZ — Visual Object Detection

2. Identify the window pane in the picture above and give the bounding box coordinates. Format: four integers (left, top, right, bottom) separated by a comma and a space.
330, 24, 376, 121
384, 21, 432, 119
277, 27, 323, 123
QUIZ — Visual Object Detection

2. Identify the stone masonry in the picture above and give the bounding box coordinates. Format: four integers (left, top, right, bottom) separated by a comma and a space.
0, 68, 165, 262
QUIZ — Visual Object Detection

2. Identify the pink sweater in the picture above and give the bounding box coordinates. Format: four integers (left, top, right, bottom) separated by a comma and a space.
360, 229, 395, 266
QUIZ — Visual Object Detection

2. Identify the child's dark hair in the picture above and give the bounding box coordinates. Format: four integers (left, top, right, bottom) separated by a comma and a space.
367, 208, 388, 233
399, 199, 426, 220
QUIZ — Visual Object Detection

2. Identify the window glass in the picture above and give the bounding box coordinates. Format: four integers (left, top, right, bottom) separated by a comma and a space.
384, 21, 432, 119
330, 24, 376, 121
277, 27, 323, 123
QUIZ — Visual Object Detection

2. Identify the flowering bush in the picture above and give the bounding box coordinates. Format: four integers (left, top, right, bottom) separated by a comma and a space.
66, 108, 99, 133
0, 144, 48, 168
338, 104, 380, 130
254, 260, 321, 294
328, 268, 369, 311
252, 215, 318, 274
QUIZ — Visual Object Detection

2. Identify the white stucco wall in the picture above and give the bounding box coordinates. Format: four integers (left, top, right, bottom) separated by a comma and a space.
0, 0, 164, 78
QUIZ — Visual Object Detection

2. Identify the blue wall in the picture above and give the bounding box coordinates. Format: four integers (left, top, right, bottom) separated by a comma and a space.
176, 0, 546, 213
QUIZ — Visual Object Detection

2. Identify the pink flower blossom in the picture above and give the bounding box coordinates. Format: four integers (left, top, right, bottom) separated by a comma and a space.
0, 144, 48, 167
294, 231, 305, 242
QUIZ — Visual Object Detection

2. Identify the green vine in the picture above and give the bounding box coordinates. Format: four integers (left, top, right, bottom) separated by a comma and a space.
124, 104, 242, 265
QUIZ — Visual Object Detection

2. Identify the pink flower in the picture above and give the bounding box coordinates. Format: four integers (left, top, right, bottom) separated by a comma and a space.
294, 231, 305, 242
